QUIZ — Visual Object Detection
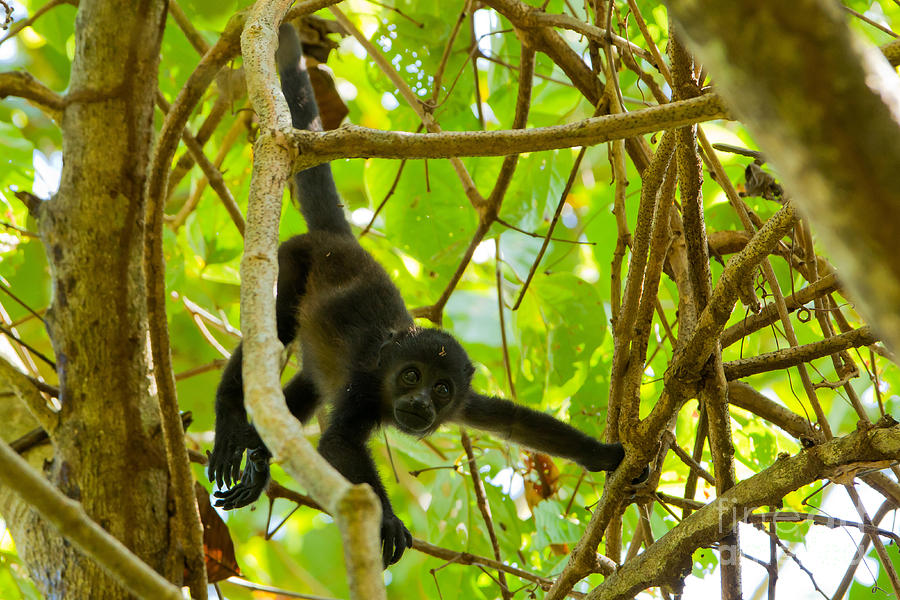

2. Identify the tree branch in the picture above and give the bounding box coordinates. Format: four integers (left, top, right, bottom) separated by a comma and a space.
830, 499, 897, 599
722, 326, 877, 380
583, 421, 900, 600
329, 5, 489, 212
651, 201, 798, 419
0, 353, 57, 434
460, 430, 511, 599
0, 0, 75, 47
0, 71, 64, 120
720, 273, 839, 347
511, 7, 654, 64
745, 511, 900, 544
266, 479, 595, 596
412, 537, 603, 597
155, 92, 246, 235
291, 94, 729, 169
727, 381, 819, 442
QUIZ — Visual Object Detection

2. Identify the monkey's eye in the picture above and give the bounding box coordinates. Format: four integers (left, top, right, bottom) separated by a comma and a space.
400, 368, 420, 386
433, 381, 451, 399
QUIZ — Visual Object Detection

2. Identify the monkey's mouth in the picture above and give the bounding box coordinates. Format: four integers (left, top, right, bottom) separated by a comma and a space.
394, 409, 433, 433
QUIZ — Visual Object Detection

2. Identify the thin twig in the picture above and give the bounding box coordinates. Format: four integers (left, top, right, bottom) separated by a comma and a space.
0, 324, 55, 368
844, 485, 900, 596
0, 0, 75, 47
511, 145, 589, 310
329, 5, 487, 212
156, 92, 246, 235
363, 0, 424, 28
432, 0, 470, 102
746, 511, 900, 544
841, 4, 899, 38
667, 435, 715, 484
461, 430, 512, 600
495, 218, 593, 245
411, 220, 491, 325
494, 238, 517, 400
359, 157, 410, 238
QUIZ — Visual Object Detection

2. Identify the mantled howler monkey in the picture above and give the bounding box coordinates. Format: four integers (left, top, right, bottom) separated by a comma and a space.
208, 23, 648, 567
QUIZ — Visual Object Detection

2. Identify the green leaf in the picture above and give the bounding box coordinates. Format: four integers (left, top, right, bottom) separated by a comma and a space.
692, 547, 718, 578
532, 500, 586, 552
521, 272, 606, 387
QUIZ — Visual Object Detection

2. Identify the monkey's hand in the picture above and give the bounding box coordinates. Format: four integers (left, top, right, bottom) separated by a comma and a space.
207, 418, 262, 489
213, 447, 271, 510
381, 511, 413, 567
580, 441, 626, 473
582, 442, 650, 485
631, 464, 651, 485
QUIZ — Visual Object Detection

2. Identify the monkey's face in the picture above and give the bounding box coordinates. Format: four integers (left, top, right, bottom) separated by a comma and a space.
390, 363, 454, 434
379, 328, 474, 436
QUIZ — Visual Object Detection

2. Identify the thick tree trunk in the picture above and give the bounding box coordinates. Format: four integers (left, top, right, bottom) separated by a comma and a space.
666, 0, 900, 353
0, 1, 172, 597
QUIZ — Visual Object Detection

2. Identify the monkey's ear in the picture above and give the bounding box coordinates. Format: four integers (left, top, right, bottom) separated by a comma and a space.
372, 329, 401, 369
464, 361, 475, 381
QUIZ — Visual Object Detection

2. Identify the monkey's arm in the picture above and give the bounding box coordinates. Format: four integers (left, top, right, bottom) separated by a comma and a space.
457, 393, 646, 479
318, 432, 411, 567
208, 343, 266, 489
207, 239, 312, 499
318, 385, 412, 567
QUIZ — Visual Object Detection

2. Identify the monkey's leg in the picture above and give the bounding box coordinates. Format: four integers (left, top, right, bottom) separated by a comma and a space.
283, 370, 321, 423
317, 390, 413, 567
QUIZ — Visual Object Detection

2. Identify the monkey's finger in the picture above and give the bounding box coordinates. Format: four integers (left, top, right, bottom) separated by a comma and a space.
225, 490, 249, 509
381, 538, 393, 568
228, 449, 243, 486
381, 518, 408, 566
213, 458, 225, 488
240, 486, 261, 507
225, 450, 244, 485
631, 464, 650, 485
218, 497, 239, 510
230, 460, 242, 487
214, 486, 245, 510
390, 534, 405, 565
208, 461, 224, 486
213, 449, 230, 487
207, 452, 217, 484
213, 489, 237, 510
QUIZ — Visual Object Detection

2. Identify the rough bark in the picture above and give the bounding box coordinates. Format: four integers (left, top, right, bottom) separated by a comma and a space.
666, 0, 900, 353
0, 1, 173, 598
288, 94, 728, 170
